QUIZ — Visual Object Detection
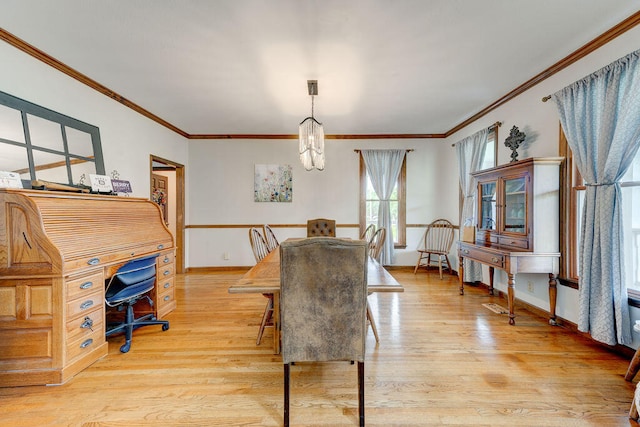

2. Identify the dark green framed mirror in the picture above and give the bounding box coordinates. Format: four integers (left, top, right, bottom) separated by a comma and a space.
0, 90, 105, 187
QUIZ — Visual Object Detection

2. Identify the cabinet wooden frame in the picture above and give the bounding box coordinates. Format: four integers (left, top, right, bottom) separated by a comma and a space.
473, 160, 534, 251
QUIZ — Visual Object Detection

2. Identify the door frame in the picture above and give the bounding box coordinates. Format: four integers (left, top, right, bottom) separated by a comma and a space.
150, 155, 185, 274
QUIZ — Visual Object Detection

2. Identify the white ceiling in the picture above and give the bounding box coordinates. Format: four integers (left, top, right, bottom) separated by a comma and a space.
1, 1, 638, 136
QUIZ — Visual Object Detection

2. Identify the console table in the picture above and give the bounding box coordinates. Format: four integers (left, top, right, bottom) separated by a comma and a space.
458, 242, 559, 325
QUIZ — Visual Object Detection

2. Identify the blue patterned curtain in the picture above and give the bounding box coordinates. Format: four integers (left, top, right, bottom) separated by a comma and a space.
455, 128, 489, 282
361, 149, 406, 265
551, 49, 640, 345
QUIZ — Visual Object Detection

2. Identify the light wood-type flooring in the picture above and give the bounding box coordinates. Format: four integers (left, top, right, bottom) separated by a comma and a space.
0, 269, 638, 426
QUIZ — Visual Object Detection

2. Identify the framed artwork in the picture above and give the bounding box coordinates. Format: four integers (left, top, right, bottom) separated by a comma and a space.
254, 164, 292, 202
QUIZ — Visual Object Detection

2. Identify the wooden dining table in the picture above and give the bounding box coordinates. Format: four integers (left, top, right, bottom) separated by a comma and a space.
228, 242, 404, 354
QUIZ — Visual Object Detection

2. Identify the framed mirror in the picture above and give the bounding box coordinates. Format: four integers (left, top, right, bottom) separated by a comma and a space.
0, 90, 105, 187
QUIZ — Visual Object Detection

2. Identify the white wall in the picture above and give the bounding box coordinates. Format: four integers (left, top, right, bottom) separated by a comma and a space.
0, 43, 188, 199
187, 137, 458, 268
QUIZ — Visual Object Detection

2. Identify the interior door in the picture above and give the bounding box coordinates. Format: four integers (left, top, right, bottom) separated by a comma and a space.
151, 173, 169, 225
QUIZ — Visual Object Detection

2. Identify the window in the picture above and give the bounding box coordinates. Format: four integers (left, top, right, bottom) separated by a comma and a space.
559, 130, 583, 284
479, 126, 498, 170
622, 152, 640, 293
359, 155, 406, 247
559, 128, 640, 296
0, 91, 105, 187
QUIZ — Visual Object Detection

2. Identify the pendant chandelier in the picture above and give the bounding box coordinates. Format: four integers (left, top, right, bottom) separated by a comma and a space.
299, 80, 325, 171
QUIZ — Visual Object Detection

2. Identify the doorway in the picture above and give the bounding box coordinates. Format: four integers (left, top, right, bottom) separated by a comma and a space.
150, 155, 185, 274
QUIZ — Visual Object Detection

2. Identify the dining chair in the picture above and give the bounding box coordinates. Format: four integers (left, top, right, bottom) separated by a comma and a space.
263, 224, 280, 252
414, 218, 455, 279
365, 227, 385, 343
368, 227, 386, 262
280, 237, 367, 427
359, 223, 376, 242
248, 227, 274, 345
249, 227, 270, 263
306, 218, 336, 237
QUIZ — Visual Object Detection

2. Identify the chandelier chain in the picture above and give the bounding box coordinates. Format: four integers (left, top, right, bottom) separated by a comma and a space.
311, 95, 315, 118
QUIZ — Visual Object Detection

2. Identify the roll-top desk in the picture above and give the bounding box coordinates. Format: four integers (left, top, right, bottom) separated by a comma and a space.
0, 189, 176, 387
458, 157, 562, 326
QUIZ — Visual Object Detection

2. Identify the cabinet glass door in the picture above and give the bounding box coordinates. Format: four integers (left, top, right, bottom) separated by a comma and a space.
503, 177, 526, 234
479, 182, 497, 230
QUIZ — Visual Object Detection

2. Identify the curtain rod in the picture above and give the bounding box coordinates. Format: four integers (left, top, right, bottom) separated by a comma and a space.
541, 95, 552, 102
353, 149, 414, 153
450, 121, 502, 147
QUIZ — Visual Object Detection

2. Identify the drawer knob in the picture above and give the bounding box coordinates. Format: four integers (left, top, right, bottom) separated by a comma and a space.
87, 257, 100, 266
164, 257, 170, 263
163, 282, 170, 289
163, 270, 170, 276
491, 257, 499, 263
158, 244, 164, 250
463, 249, 469, 254
80, 300, 94, 310
164, 295, 170, 301
80, 281, 93, 290
80, 338, 93, 349
80, 316, 94, 331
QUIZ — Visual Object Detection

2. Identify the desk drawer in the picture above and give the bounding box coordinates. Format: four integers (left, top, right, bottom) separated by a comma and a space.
460, 246, 505, 269
66, 307, 104, 342
64, 241, 173, 272
158, 277, 174, 295
158, 286, 175, 306
66, 271, 104, 300
66, 289, 103, 320
158, 263, 174, 279
158, 252, 174, 267
157, 287, 176, 319
66, 328, 104, 362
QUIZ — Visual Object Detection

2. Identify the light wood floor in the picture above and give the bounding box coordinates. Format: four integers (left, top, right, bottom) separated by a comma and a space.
0, 269, 638, 426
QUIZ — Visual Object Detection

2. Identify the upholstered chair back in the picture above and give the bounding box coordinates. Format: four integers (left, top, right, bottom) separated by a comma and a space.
306, 218, 336, 237
280, 237, 368, 363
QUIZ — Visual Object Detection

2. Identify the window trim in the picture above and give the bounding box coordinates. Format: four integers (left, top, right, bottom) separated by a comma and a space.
558, 128, 581, 288
359, 154, 406, 248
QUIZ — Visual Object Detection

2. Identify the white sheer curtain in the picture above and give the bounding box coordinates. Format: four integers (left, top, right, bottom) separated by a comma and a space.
455, 128, 489, 282
552, 49, 640, 345
361, 149, 406, 265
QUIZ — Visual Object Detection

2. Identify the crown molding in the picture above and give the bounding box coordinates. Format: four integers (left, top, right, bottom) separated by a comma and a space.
2, 9, 639, 141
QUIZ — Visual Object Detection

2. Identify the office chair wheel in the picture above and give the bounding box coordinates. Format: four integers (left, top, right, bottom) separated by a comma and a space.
162, 324, 169, 331
120, 342, 131, 353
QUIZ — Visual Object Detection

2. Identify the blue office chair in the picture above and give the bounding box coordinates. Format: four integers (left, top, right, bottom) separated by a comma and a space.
105, 255, 169, 353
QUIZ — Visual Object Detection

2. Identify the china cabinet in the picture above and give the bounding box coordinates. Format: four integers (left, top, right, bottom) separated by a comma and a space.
458, 157, 563, 325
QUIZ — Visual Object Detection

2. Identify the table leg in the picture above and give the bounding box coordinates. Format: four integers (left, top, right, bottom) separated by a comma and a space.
273, 291, 281, 354
459, 255, 465, 295
488, 266, 495, 296
548, 273, 558, 326
507, 273, 515, 325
